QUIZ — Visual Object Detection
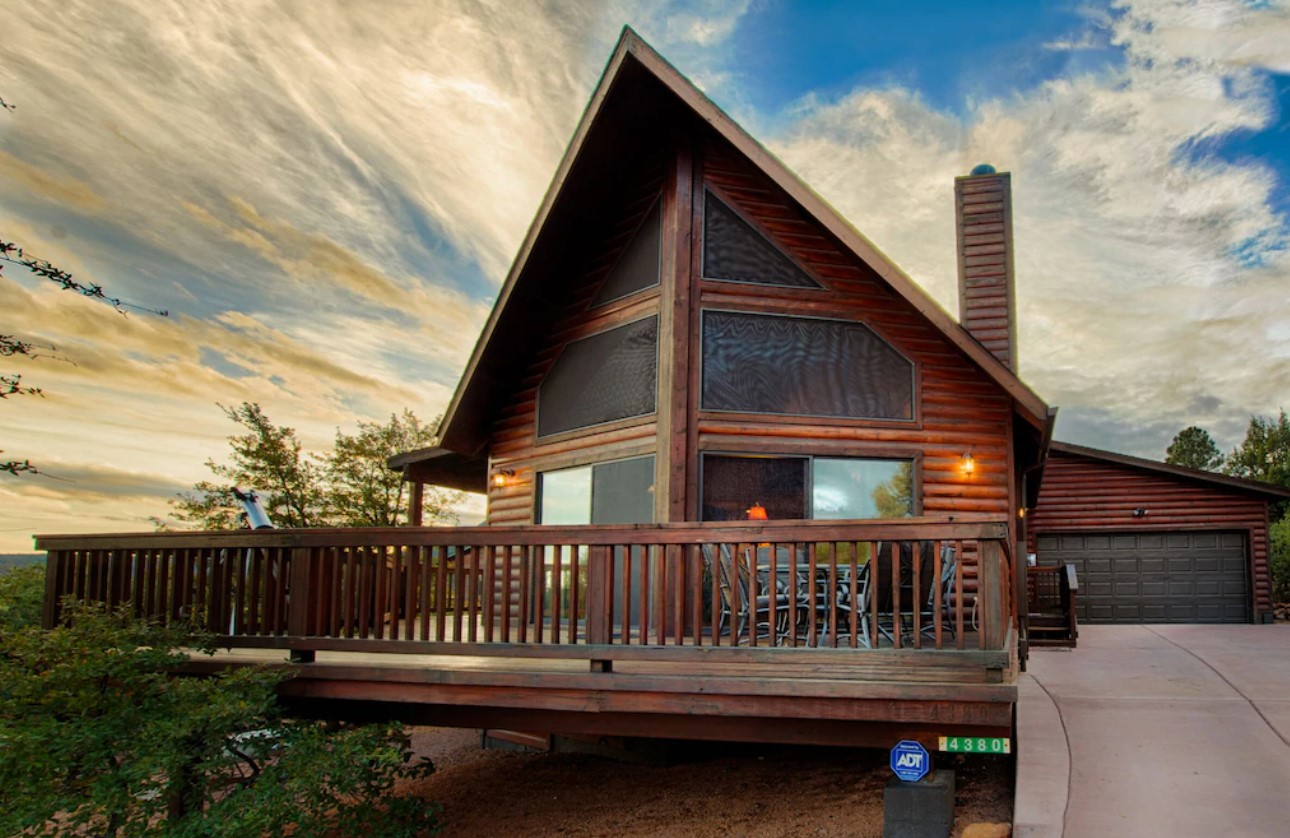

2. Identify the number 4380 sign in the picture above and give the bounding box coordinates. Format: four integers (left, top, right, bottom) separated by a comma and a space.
938, 736, 1012, 754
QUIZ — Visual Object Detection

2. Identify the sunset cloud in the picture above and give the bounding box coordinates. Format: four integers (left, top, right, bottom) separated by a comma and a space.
1, 0, 1286, 550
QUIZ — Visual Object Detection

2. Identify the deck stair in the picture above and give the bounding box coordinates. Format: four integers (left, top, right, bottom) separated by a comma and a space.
1026, 563, 1078, 648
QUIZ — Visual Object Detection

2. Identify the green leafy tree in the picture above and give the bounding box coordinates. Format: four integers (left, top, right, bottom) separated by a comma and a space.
324, 410, 462, 527
0, 573, 439, 836
168, 403, 328, 529
1271, 517, 1290, 605
872, 462, 914, 519
1164, 425, 1225, 472
1223, 409, 1290, 519
166, 405, 461, 530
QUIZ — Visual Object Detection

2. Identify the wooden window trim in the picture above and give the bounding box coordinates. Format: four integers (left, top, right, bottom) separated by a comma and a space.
588, 194, 664, 310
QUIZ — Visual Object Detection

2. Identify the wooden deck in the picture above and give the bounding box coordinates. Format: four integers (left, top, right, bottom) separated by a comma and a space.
37, 518, 1021, 749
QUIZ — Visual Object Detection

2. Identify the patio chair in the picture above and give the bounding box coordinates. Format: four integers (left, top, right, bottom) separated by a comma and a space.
870, 541, 940, 646
704, 544, 792, 645
814, 561, 872, 648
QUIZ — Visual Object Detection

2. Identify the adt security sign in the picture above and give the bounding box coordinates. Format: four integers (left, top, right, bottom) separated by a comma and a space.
890, 740, 931, 783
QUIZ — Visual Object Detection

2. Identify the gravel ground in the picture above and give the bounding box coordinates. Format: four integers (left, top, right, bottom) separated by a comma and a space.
401, 727, 1013, 837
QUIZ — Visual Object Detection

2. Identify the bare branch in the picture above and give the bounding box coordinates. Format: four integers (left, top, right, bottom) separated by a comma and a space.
0, 240, 169, 317
1, 373, 42, 399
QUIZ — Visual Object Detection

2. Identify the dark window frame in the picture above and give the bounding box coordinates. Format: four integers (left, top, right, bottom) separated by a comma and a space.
535, 454, 658, 525
589, 195, 664, 310
698, 451, 923, 522
700, 186, 829, 290
536, 314, 660, 440
698, 308, 918, 423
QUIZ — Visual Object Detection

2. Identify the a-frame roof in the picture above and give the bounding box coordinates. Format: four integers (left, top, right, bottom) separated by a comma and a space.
433, 27, 1050, 458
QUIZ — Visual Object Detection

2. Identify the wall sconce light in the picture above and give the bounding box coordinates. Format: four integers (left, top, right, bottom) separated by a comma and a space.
961, 452, 975, 476
492, 468, 515, 489
1133, 507, 1148, 517
1018, 507, 1027, 519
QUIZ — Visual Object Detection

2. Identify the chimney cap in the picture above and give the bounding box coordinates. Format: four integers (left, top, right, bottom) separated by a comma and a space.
969, 163, 997, 176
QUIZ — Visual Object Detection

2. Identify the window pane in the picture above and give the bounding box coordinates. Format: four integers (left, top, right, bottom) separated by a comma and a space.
591, 456, 656, 524
703, 192, 822, 289
813, 459, 913, 520
538, 466, 591, 524
592, 202, 661, 306
538, 316, 658, 437
701, 455, 807, 522
702, 311, 913, 420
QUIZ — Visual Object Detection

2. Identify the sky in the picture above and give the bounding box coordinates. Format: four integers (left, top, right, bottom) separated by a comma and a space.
1, 0, 1288, 552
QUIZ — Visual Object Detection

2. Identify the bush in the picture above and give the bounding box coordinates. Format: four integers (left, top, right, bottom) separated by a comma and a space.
1271, 517, 1290, 604
0, 571, 439, 837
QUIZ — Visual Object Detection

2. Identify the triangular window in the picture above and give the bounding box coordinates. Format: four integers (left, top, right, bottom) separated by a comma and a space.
702, 191, 823, 289
592, 201, 661, 307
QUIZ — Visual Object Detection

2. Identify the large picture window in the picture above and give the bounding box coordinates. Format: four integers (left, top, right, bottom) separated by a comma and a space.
701, 311, 914, 420
537, 456, 656, 525
701, 454, 914, 522
538, 316, 658, 437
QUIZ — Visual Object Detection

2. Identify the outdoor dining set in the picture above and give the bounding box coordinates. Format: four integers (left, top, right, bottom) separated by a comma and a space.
704, 541, 961, 648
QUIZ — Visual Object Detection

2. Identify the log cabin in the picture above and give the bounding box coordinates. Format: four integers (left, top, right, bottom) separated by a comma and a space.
35, 27, 1287, 754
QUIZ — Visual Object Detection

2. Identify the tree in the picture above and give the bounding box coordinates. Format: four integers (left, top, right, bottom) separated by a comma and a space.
1224, 409, 1290, 521
1164, 425, 1224, 471
0, 573, 439, 836
169, 403, 327, 529
166, 403, 461, 530
1223, 410, 1290, 488
2, 238, 168, 477
324, 410, 462, 527
1271, 517, 1290, 605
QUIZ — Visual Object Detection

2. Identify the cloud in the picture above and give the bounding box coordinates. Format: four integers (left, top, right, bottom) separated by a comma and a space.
769, 0, 1290, 459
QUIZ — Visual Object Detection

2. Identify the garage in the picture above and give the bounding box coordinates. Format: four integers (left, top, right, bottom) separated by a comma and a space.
1034, 530, 1250, 623
1027, 442, 1289, 624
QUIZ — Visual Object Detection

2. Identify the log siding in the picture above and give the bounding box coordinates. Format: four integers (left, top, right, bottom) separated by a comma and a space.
1027, 448, 1274, 618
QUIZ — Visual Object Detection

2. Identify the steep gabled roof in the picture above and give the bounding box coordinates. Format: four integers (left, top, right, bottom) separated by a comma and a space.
433, 27, 1049, 458
1050, 441, 1290, 500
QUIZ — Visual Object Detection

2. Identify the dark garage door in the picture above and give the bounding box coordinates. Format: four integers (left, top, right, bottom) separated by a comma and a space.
1035, 531, 1250, 623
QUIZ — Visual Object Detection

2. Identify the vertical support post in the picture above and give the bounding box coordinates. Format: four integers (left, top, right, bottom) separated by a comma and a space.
408, 478, 424, 527
979, 540, 1006, 650
42, 550, 63, 629
287, 546, 315, 663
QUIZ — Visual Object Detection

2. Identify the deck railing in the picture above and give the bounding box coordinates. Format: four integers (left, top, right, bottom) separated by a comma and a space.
36, 518, 1015, 662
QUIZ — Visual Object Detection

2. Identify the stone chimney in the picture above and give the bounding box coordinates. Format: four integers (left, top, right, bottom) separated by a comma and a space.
955, 165, 1016, 371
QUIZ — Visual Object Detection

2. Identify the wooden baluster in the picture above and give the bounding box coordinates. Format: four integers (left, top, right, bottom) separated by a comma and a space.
484, 545, 496, 644
501, 545, 514, 643
807, 542, 819, 647
403, 546, 417, 641
869, 542, 880, 649
550, 545, 563, 645
533, 545, 546, 644
955, 540, 966, 650
690, 545, 703, 647
586, 545, 610, 647
567, 546, 580, 645
656, 544, 668, 646
624, 545, 634, 645
933, 540, 944, 650
435, 545, 448, 642
912, 540, 922, 650
390, 545, 404, 641
849, 543, 859, 649
517, 545, 531, 644
453, 546, 466, 642
890, 542, 901, 650
675, 544, 686, 642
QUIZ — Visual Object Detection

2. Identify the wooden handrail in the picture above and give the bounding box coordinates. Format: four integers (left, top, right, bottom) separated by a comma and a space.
38, 519, 1017, 656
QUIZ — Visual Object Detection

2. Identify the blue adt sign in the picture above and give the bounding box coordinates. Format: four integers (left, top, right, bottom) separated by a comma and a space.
890, 740, 931, 783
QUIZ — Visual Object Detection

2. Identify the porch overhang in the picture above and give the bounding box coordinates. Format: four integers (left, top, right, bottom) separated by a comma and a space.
387, 446, 488, 493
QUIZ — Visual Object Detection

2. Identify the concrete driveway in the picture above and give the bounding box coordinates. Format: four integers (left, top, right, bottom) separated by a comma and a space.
1014, 624, 1290, 838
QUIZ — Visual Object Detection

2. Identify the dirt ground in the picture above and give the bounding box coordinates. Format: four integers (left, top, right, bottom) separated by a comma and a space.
401, 727, 1013, 837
